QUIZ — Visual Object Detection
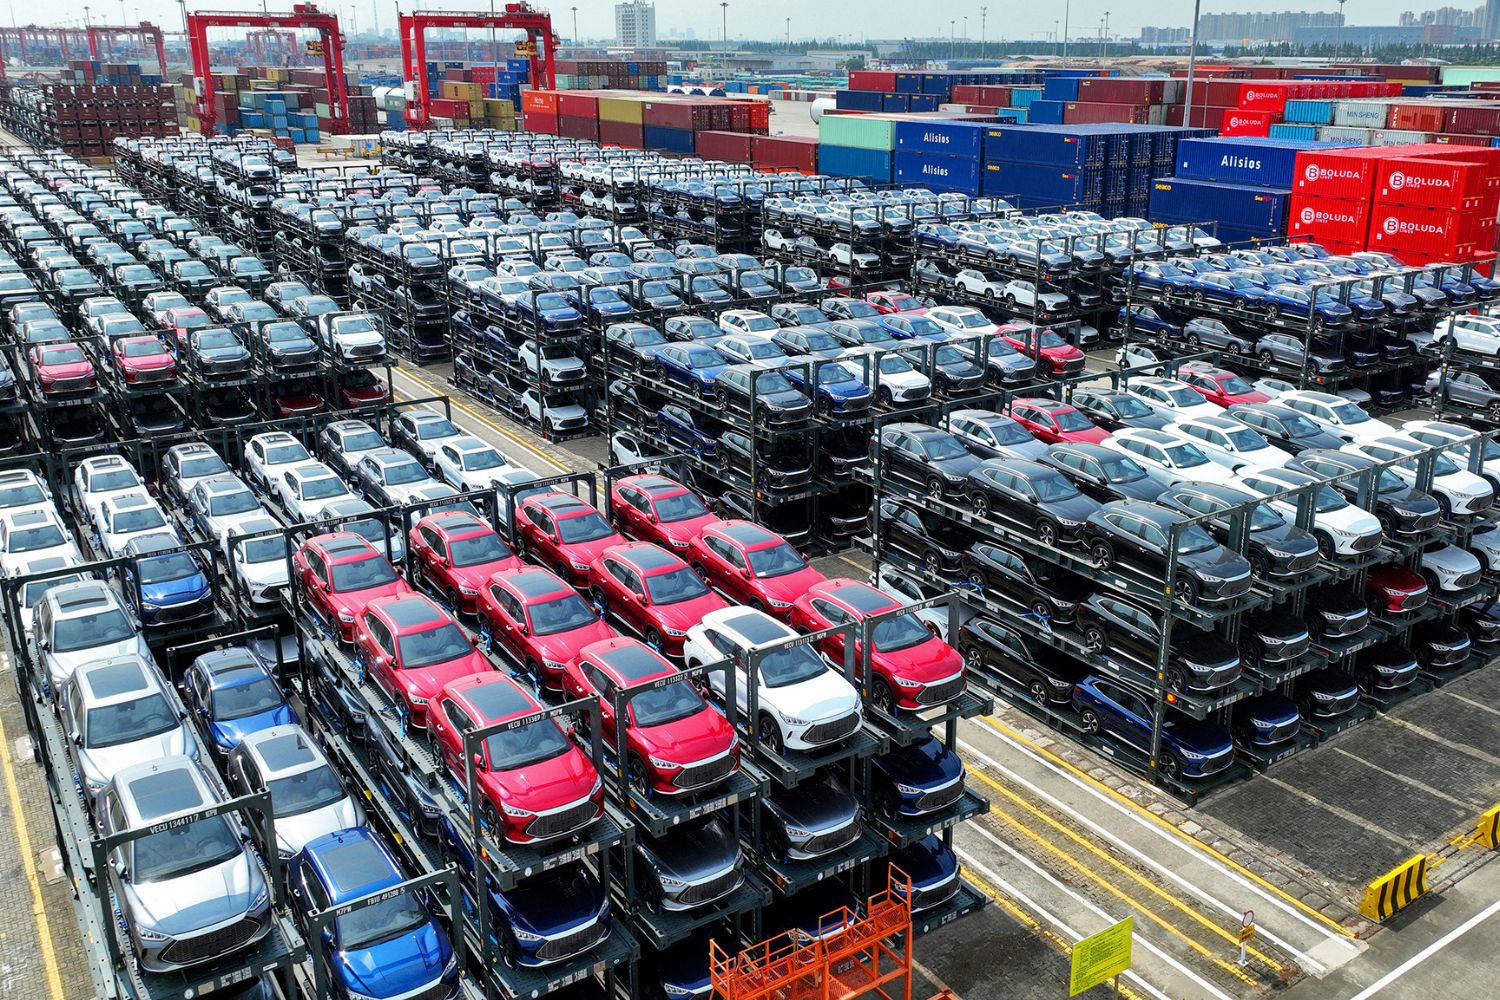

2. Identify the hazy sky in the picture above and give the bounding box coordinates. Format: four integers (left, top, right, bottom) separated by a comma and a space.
43, 1, 1453, 42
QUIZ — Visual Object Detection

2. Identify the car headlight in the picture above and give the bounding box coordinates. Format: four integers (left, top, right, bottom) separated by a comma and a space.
1056, 518, 1083, 527
658, 874, 688, 889
570, 560, 590, 571
767, 597, 791, 609
501, 800, 534, 817
648, 755, 679, 770
589, 774, 603, 797
785, 826, 812, 838
894, 782, 923, 795
781, 714, 808, 727
893, 676, 924, 688
459, 585, 478, 596
443, 953, 458, 976
664, 626, 688, 637
1311, 690, 1335, 701
338, 610, 356, 623
409, 695, 428, 707
511, 926, 545, 943
249, 881, 270, 910
1177, 748, 1206, 761
135, 924, 172, 943
543, 659, 568, 675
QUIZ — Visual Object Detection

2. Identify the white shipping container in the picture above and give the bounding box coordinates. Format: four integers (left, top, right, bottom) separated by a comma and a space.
1318, 125, 1375, 142
1370, 129, 1434, 145
1332, 99, 1394, 128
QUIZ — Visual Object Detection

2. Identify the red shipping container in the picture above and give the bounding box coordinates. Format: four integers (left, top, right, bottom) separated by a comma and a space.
848, 71, 897, 91
1221, 109, 1277, 136
597, 120, 643, 147
522, 90, 558, 115
1075, 78, 1166, 104
1386, 103, 1447, 132
751, 135, 819, 172
430, 98, 468, 118
1368, 203, 1492, 255
1446, 104, 1500, 135
1237, 82, 1292, 111
1064, 102, 1150, 124
952, 85, 1012, 106
695, 130, 753, 161
1165, 105, 1229, 129
1199, 80, 1246, 107
556, 115, 598, 141
1374, 157, 1492, 210
1433, 133, 1492, 147
556, 92, 598, 118
726, 104, 751, 132
1288, 196, 1372, 247
641, 99, 717, 130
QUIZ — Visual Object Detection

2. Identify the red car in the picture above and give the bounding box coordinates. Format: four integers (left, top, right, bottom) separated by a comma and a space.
1008, 397, 1109, 444
609, 474, 721, 552
408, 510, 524, 615
294, 532, 412, 643
478, 566, 617, 691
339, 370, 391, 407
271, 381, 326, 418
587, 542, 729, 655
110, 335, 178, 385
515, 491, 626, 587
29, 341, 97, 396
428, 673, 603, 844
999, 324, 1086, 375
1365, 565, 1430, 616
1176, 364, 1270, 407
162, 305, 211, 348
563, 637, 739, 797
686, 519, 826, 621
789, 579, 966, 714
356, 593, 493, 729
865, 291, 926, 314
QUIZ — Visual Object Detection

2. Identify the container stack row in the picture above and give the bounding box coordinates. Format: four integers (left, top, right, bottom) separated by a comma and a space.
0, 78, 175, 157
1270, 94, 1500, 147
522, 89, 770, 154
1171, 77, 1401, 133
423, 58, 532, 113
554, 57, 667, 91
59, 58, 164, 86
425, 78, 519, 131
173, 67, 382, 138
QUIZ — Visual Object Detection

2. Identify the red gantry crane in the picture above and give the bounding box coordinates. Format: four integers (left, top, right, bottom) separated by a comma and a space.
0, 25, 89, 65
186, 2, 350, 135
398, 3, 558, 130
85, 21, 168, 78
245, 27, 298, 66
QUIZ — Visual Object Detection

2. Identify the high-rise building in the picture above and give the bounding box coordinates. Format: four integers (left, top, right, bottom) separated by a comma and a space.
1197, 10, 1343, 43
1486, 0, 1500, 37
615, 1, 657, 48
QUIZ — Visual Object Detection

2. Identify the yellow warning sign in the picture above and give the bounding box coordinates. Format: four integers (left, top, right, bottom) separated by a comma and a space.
306, 40, 324, 57
1069, 916, 1133, 996
1238, 924, 1256, 944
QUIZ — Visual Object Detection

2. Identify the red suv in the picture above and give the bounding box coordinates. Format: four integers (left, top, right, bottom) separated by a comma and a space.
790, 579, 966, 715
999, 324, 1086, 375
1176, 364, 1270, 407
429, 673, 603, 844
1007, 397, 1110, 444
515, 491, 626, 587
586, 542, 729, 655
409, 510, 524, 615
479, 566, 617, 692
563, 637, 739, 796
295, 532, 412, 643
609, 474, 721, 552
356, 593, 493, 729
29, 341, 98, 396
865, 290, 926, 314
1365, 565, 1430, 616
110, 336, 178, 385
162, 305, 210, 348
686, 520, 825, 621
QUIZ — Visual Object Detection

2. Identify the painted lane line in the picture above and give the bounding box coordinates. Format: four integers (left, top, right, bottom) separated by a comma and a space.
1345, 894, 1500, 1000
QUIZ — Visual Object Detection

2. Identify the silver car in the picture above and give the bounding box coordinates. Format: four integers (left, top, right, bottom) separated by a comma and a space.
95, 756, 272, 972
32, 580, 153, 695
60, 654, 199, 803
225, 725, 365, 860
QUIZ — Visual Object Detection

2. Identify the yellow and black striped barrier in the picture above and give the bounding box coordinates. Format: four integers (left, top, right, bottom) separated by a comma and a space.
1478, 805, 1500, 850
1358, 855, 1429, 922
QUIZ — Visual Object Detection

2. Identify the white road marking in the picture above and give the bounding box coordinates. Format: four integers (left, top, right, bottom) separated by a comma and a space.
1345, 894, 1500, 1000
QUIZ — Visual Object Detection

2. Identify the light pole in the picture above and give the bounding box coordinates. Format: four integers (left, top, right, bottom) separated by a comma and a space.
1102, 10, 1110, 59
720, 2, 728, 49
785, 17, 790, 50
963, 16, 968, 48
1183, 0, 1203, 126
1062, 0, 1071, 64
571, 5, 578, 44
1054, 19, 1060, 57
949, 19, 955, 60
980, 6, 988, 59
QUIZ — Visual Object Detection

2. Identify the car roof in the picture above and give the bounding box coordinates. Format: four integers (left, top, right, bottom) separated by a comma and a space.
714, 520, 778, 547
612, 542, 681, 574
818, 578, 898, 614
76, 654, 157, 704
710, 607, 795, 644
501, 566, 572, 600
315, 532, 380, 562
307, 828, 400, 898
593, 639, 674, 683
241, 725, 325, 776
454, 673, 538, 721
376, 594, 445, 630
114, 757, 211, 823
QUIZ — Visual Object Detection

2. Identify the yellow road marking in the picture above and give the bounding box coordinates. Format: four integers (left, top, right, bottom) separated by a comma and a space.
0, 704, 65, 999
978, 714, 1358, 937
393, 367, 569, 473
968, 763, 1285, 972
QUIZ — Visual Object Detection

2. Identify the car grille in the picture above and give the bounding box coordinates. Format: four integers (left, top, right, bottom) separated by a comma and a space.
534, 920, 606, 963
404, 982, 452, 1000
152, 596, 213, 623
1209, 574, 1252, 600
765, 468, 813, 488
1351, 532, 1381, 553
159, 918, 259, 965
550, 368, 586, 383
135, 368, 174, 383
1317, 692, 1360, 717
673, 753, 737, 791
910, 876, 960, 913
552, 414, 587, 430
912, 779, 964, 813
803, 713, 860, 746
1192, 663, 1241, 690
1450, 571, 1481, 591
524, 798, 598, 840
1322, 610, 1368, 637
1427, 640, 1471, 666
1410, 511, 1441, 532
1261, 719, 1300, 744
675, 868, 743, 907
48, 376, 92, 392
798, 822, 860, 858
1263, 635, 1310, 662
1396, 590, 1429, 611
211, 359, 248, 374
350, 344, 384, 358
1057, 358, 1086, 374
916, 676, 966, 706
1282, 552, 1320, 575
1198, 751, 1234, 776
1469, 494, 1494, 514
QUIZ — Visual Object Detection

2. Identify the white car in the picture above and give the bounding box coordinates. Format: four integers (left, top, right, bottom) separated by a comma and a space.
714, 333, 789, 368
0, 509, 82, 577
1169, 414, 1291, 471
314, 311, 387, 362
927, 305, 1002, 337
875, 564, 975, 639
828, 242, 881, 269
518, 340, 587, 385
1124, 376, 1220, 420
1434, 313, 1500, 355
433, 435, 528, 493
840, 346, 932, 405
226, 516, 289, 608
73, 454, 145, 536
186, 475, 272, 550
717, 309, 779, 337
1098, 427, 1239, 487
1000, 278, 1070, 315
954, 269, 1007, 299
393, 407, 466, 469
1114, 343, 1170, 375
1346, 436, 1495, 516
243, 431, 312, 491
683, 607, 863, 754
609, 430, 665, 468
1421, 543, 1483, 593
97, 491, 175, 557
1234, 466, 1383, 558
520, 389, 589, 435
1277, 390, 1390, 443
1467, 525, 1500, 573
270, 461, 356, 522
1399, 419, 1500, 490
946, 408, 1049, 461
0, 469, 58, 522
317, 419, 389, 479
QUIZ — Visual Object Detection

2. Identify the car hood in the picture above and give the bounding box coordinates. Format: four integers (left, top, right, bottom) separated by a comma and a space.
1290, 427, 1347, 450
78, 722, 194, 789
636, 706, 734, 765
126, 355, 175, 371
488, 746, 597, 813
754, 564, 827, 605
142, 571, 212, 605
1241, 694, 1300, 728
641, 822, 742, 880
877, 741, 962, 787
339, 921, 450, 998
765, 780, 859, 831
402, 653, 490, 701
276, 798, 364, 857
1424, 545, 1482, 574
501, 865, 606, 931
932, 453, 982, 479
891, 835, 958, 885
51, 634, 153, 682
763, 668, 860, 722
545, 402, 590, 421
1182, 545, 1252, 580
123, 849, 264, 937
1162, 719, 1234, 756
330, 330, 384, 347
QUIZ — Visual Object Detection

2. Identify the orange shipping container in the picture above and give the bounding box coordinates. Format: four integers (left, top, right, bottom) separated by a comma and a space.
521, 90, 557, 114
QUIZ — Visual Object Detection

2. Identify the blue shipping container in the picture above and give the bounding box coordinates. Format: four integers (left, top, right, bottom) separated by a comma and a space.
894, 119, 988, 158
882, 93, 912, 112
1029, 100, 1067, 124
1268, 123, 1320, 141
895, 72, 923, 93
836, 89, 884, 111
894, 152, 981, 194
909, 94, 942, 112
1174, 136, 1353, 189
1283, 99, 1333, 125
921, 72, 954, 95
983, 125, 1105, 167
644, 126, 694, 154
1042, 77, 1081, 101
819, 144, 895, 182
982, 160, 1100, 203
1149, 177, 1291, 232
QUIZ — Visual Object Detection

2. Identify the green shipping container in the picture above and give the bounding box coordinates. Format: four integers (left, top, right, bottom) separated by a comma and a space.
1439, 66, 1500, 87
819, 113, 898, 151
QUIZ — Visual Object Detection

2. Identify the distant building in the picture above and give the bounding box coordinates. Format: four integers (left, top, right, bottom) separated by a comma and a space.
615, 1, 656, 48
1197, 10, 1343, 43
1487, 0, 1500, 38
1138, 26, 1191, 43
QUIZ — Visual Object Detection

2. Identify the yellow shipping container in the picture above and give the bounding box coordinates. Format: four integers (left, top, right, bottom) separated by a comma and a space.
482, 99, 515, 118
468, 100, 486, 117
597, 96, 644, 124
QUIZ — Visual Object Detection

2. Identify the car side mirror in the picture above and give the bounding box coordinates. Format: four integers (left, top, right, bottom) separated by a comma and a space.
648, 513, 658, 524
38, 639, 49, 653
471, 752, 485, 772
739, 566, 752, 580
517, 622, 529, 636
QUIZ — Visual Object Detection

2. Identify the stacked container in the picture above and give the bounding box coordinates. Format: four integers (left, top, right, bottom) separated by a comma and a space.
521, 89, 767, 157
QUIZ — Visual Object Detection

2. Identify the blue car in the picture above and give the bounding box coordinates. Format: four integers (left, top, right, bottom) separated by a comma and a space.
885, 835, 962, 914
493, 862, 611, 968
1262, 284, 1354, 324
658, 403, 720, 457
291, 828, 458, 1000
650, 342, 729, 398
1072, 676, 1235, 780
118, 531, 214, 627
1119, 305, 1183, 339
869, 737, 965, 819
915, 223, 962, 250
1231, 692, 1302, 751
1186, 270, 1273, 310
1121, 261, 1195, 295
183, 647, 298, 756
779, 358, 873, 415
576, 285, 633, 321
512, 291, 581, 332
646, 934, 715, 999
1421, 271, 1479, 304
879, 313, 951, 342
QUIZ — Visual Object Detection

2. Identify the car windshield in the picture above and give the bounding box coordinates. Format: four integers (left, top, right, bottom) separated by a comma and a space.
121, 340, 165, 357
450, 532, 510, 567
1225, 429, 1267, 452
53, 607, 134, 651
1094, 454, 1146, 484
947, 311, 988, 329
302, 477, 348, 501
215, 674, 284, 720
397, 623, 471, 668
645, 566, 710, 604
1330, 403, 1371, 425
198, 330, 241, 350
652, 492, 708, 522
22, 574, 83, 608
746, 542, 807, 578
179, 455, 228, 479
41, 345, 86, 364
985, 420, 1031, 446
134, 814, 241, 882
632, 679, 706, 728
1163, 386, 1201, 407
1281, 413, 1323, 437
1176, 524, 1221, 555
0, 482, 46, 507
1030, 473, 1080, 502
85, 692, 176, 747
557, 512, 614, 544
266, 442, 309, 464
10, 523, 65, 550
1216, 374, 1256, 395
383, 461, 427, 485
1103, 393, 1150, 418
922, 435, 969, 461
528, 592, 595, 634
331, 557, 396, 591
877, 356, 914, 374
210, 489, 259, 516
340, 890, 430, 950
1312, 485, 1347, 513
265, 763, 346, 818
872, 612, 932, 653
137, 553, 200, 585
240, 536, 284, 564
339, 429, 385, 453
1164, 443, 1210, 468
486, 718, 572, 770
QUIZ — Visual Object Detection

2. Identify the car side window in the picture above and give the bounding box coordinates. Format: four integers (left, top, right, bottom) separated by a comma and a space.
524, 507, 554, 536
1139, 521, 1167, 549
441, 698, 473, 733
365, 615, 394, 657
812, 599, 852, 626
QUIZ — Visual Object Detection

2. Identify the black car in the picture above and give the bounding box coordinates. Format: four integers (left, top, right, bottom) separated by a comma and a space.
715, 364, 813, 427
1409, 619, 1472, 671
1354, 642, 1419, 694
963, 457, 1102, 546
873, 498, 973, 575
1082, 500, 1254, 605
1230, 693, 1302, 750
1042, 442, 1174, 503
186, 326, 251, 378
928, 344, 988, 396
1461, 599, 1500, 646
604, 321, 669, 368
1292, 669, 1362, 722
1069, 388, 1174, 432
1226, 403, 1347, 454
663, 315, 724, 344
1306, 586, 1371, 639
633, 815, 743, 913
717, 430, 813, 491
1287, 450, 1442, 538
1073, 593, 1242, 693
760, 776, 861, 863
1155, 482, 1321, 579
953, 617, 1083, 704
771, 324, 844, 359
1239, 610, 1312, 667
877, 422, 982, 499
959, 542, 1092, 623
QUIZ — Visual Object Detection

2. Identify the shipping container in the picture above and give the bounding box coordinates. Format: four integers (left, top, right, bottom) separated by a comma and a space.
1445, 104, 1500, 136
882, 93, 912, 112
818, 144, 894, 182
1150, 177, 1292, 232
982, 124, 1104, 166
1220, 110, 1277, 136
1176, 136, 1353, 188
894, 118, 988, 158
556, 115, 598, 141
1331, 99, 1393, 128
820, 113, 898, 151
1284, 99, 1334, 125
1367, 203, 1492, 256
752, 134, 819, 172
1287, 196, 1372, 246
598, 120, 644, 147
848, 70, 897, 91
1269, 123, 1320, 141
1029, 100, 1067, 124
982, 159, 1102, 204
598, 96, 644, 123
894, 151, 981, 193
643, 124, 694, 154
836, 89, 885, 111
1374, 156, 1496, 209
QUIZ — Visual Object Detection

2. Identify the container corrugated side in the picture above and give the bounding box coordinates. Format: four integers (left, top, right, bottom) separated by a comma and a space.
894, 119, 988, 158
894, 152, 982, 194
1150, 177, 1292, 232
818, 144, 894, 182
819, 113, 898, 151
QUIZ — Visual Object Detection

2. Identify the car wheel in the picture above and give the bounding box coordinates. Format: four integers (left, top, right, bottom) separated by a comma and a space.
1089, 540, 1114, 570
759, 713, 785, 755
925, 475, 944, 499
1232, 296, 1246, 310
1248, 551, 1270, 580
1079, 708, 1101, 734
628, 755, 652, 796
1004, 294, 1017, 309
1037, 519, 1059, 548
644, 627, 665, 650
877, 387, 893, 407
961, 644, 985, 672
1027, 679, 1050, 704
965, 569, 987, 590
498, 926, 521, 969
1192, 290, 1205, 304
1265, 305, 1279, 321
870, 677, 897, 715
1166, 667, 1188, 693
1030, 599, 1052, 620
1258, 350, 1275, 365
1174, 576, 1198, 606
1159, 753, 1182, 780
1437, 494, 1452, 519
1082, 623, 1107, 653
923, 549, 942, 575
691, 561, 710, 581
1314, 532, 1335, 559
970, 491, 991, 518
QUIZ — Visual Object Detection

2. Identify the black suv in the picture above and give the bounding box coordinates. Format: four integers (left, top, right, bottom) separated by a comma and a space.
953, 618, 1083, 705
959, 542, 1092, 624
1041, 442, 1172, 503
715, 364, 813, 427
1306, 585, 1371, 639
1239, 610, 1313, 667
1155, 482, 1321, 579
1226, 402, 1346, 454
874, 498, 973, 575
877, 422, 982, 499
1073, 593, 1243, 693
1287, 450, 1442, 538
963, 458, 1102, 547
717, 430, 813, 491
1082, 500, 1254, 605
1069, 388, 1173, 432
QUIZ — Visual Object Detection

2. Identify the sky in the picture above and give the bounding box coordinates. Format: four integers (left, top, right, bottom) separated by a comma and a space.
30, 0, 1464, 43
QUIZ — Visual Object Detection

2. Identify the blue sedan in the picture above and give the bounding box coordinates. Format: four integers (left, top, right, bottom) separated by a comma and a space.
494, 863, 611, 968
915, 223, 963, 250
1073, 676, 1235, 780
1121, 261, 1195, 295
780, 358, 873, 414
886, 835, 962, 914
657, 403, 720, 457
1186, 270, 1273, 310
879, 313, 951, 342
511, 291, 581, 332
650, 343, 730, 397
1119, 305, 1183, 339
120, 533, 215, 628
575, 285, 633, 320
1262, 284, 1355, 324
183, 647, 298, 756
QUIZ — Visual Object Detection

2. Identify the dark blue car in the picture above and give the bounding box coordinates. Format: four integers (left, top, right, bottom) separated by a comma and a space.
183, 647, 298, 757
650, 343, 729, 398
885, 835, 961, 914
1072, 676, 1235, 780
1119, 305, 1183, 340
119, 531, 215, 627
493, 862, 611, 968
1231, 692, 1302, 750
291, 828, 458, 1000
869, 737, 965, 819
879, 313, 951, 342
512, 291, 581, 332
1186, 270, 1272, 310
1262, 284, 1354, 325
1121, 261, 1195, 295
575, 285, 633, 321
657, 403, 720, 457
915, 224, 962, 250
779, 358, 873, 415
